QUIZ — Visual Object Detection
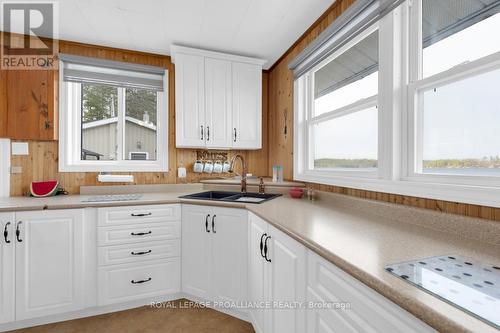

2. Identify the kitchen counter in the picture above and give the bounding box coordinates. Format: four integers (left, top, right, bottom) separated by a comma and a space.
1, 185, 499, 332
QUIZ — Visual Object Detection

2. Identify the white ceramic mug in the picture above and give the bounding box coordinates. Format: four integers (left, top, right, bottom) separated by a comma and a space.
204, 161, 214, 173
193, 160, 204, 173
213, 161, 223, 173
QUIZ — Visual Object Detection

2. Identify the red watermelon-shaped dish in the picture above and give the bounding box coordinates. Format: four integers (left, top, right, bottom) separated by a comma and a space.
30, 180, 60, 197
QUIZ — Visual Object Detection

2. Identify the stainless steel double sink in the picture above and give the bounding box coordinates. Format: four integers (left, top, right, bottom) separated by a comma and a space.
179, 191, 281, 204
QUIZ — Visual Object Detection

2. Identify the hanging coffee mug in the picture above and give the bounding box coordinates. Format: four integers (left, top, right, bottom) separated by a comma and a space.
193, 160, 204, 173
204, 161, 214, 173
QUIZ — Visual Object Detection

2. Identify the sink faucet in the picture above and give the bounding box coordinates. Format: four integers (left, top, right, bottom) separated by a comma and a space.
229, 154, 247, 194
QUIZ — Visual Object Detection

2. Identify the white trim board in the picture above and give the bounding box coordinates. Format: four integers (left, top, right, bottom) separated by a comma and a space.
0, 139, 10, 197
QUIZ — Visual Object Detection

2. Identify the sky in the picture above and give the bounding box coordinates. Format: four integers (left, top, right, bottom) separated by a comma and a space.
313, 11, 500, 161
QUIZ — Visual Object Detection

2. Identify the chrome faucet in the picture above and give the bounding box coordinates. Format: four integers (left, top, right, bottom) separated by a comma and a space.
229, 154, 247, 194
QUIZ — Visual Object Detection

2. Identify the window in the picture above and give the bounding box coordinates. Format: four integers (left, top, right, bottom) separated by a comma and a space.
297, 26, 379, 178
292, 0, 500, 207
59, 54, 168, 172
409, 0, 500, 182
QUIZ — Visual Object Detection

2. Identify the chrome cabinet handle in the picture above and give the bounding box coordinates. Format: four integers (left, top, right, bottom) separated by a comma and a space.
131, 250, 152, 256
264, 235, 272, 262
259, 233, 267, 258
211, 215, 216, 233
3, 222, 11, 243
16, 222, 22, 243
207, 126, 210, 141
131, 213, 152, 217
205, 214, 211, 233
233, 128, 237, 142
201, 126, 204, 140
130, 231, 152, 236
131, 277, 152, 284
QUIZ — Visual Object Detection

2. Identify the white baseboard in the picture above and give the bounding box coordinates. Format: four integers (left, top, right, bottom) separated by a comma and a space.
180, 292, 251, 323
0, 293, 183, 332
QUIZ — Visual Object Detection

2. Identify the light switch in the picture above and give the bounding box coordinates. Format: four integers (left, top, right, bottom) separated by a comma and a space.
11, 142, 29, 155
178, 167, 187, 178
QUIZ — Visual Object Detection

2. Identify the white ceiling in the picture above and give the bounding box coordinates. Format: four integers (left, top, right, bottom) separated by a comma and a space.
20, 0, 334, 69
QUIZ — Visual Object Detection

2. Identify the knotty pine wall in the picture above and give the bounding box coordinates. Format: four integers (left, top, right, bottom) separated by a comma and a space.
7, 40, 269, 196
266, 0, 500, 222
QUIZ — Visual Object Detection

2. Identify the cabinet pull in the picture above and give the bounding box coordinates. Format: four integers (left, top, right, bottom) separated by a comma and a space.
259, 233, 267, 258
264, 235, 272, 262
131, 212, 152, 217
131, 250, 152, 256
207, 126, 210, 141
131, 277, 152, 284
3, 222, 11, 244
205, 214, 211, 233
200, 126, 204, 140
233, 128, 237, 142
16, 222, 22, 243
130, 231, 152, 236
211, 215, 216, 233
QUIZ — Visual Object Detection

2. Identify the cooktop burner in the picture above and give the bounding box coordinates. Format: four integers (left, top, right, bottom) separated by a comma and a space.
385, 255, 499, 329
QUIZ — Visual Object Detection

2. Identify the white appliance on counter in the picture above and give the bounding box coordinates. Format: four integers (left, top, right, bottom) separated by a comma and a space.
0, 139, 10, 198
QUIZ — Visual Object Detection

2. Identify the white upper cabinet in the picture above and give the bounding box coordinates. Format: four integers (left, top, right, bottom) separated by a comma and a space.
172, 45, 266, 150
174, 52, 206, 147
232, 62, 262, 149
205, 58, 233, 148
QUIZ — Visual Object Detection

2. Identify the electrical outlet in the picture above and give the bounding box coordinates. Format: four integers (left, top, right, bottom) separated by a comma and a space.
10, 166, 22, 174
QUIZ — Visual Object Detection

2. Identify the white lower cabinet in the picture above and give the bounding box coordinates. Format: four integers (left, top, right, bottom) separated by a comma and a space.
248, 213, 306, 333
97, 204, 181, 306
182, 205, 248, 306
15, 209, 85, 321
98, 258, 180, 305
0, 213, 15, 324
306, 251, 436, 333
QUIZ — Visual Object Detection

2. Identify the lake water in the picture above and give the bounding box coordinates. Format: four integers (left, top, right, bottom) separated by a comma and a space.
424, 168, 500, 176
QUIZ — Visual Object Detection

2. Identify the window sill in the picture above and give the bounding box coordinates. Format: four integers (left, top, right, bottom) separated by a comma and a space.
295, 171, 500, 209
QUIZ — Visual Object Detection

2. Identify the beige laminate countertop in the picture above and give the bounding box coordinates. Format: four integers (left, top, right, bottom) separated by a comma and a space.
0, 187, 499, 332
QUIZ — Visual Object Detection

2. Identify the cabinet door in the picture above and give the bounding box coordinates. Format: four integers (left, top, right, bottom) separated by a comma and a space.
181, 205, 212, 300
205, 58, 232, 148
15, 209, 84, 320
6, 69, 57, 140
175, 53, 206, 148
268, 225, 306, 333
248, 213, 268, 333
232, 62, 262, 149
0, 213, 15, 324
211, 207, 247, 304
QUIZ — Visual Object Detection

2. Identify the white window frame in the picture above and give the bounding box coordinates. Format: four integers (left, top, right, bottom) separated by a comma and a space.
59, 60, 169, 172
295, 23, 381, 184
404, 0, 500, 188
294, 1, 500, 208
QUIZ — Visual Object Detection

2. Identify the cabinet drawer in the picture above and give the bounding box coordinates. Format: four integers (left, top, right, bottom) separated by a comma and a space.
98, 222, 181, 246
98, 239, 181, 266
98, 258, 181, 305
98, 204, 181, 226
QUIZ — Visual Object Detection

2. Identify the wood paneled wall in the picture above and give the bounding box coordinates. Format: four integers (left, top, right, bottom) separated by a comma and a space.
8, 40, 269, 196
266, 0, 500, 222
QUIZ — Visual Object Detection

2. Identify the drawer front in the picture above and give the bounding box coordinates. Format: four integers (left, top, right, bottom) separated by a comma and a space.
98, 204, 181, 226
98, 222, 181, 246
98, 258, 181, 305
307, 252, 435, 333
98, 239, 181, 266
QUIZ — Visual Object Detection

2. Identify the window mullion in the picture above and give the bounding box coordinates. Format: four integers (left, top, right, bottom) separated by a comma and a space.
116, 88, 125, 162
